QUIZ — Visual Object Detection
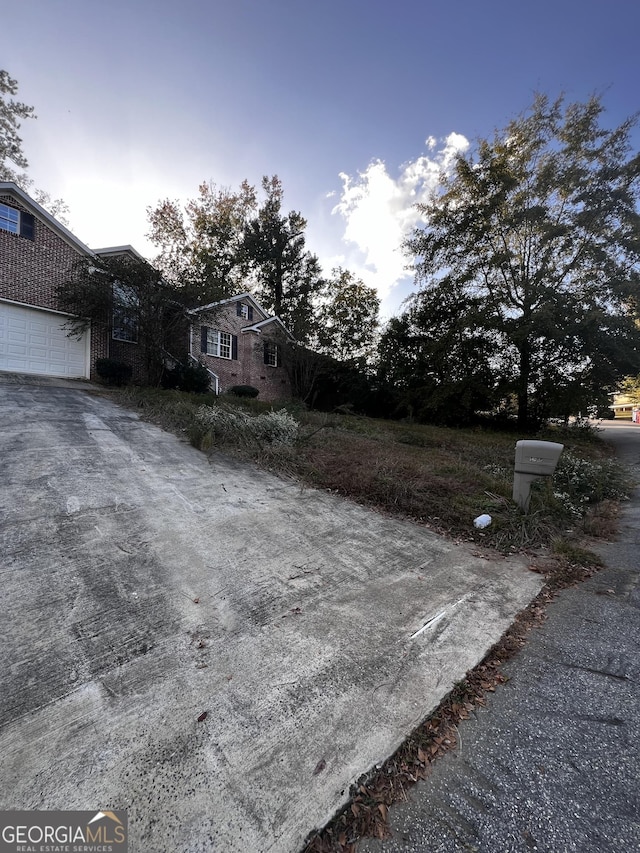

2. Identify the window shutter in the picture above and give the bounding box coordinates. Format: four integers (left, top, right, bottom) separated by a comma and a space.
201, 326, 208, 354
20, 212, 35, 241
248, 306, 254, 321
236, 302, 242, 316
232, 334, 238, 360
263, 341, 270, 364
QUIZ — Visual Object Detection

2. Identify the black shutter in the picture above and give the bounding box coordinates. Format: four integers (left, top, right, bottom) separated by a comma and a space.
248, 306, 254, 321
201, 326, 208, 354
236, 302, 242, 316
20, 212, 35, 241
232, 335, 238, 360
263, 341, 270, 364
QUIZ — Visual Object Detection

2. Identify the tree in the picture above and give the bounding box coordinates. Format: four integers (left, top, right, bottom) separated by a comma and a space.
316, 267, 380, 365
377, 287, 498, 424
147, 180, 257, 305
0, 69, 69, 223
242, 175, 324, 341
0, 69, 34, 183
405, 94, 640, 428
56, 253, 189, 387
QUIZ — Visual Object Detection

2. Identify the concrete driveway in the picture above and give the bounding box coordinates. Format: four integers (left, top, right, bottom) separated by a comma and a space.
0, 377, 543, 852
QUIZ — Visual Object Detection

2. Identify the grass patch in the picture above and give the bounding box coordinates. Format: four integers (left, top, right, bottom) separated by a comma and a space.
98, 386, 631, 554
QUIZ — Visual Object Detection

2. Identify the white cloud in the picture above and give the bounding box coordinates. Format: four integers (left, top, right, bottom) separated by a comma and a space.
331, 133, 469, 304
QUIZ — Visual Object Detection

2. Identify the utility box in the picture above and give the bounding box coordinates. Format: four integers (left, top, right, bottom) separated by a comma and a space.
513, 439, 564, 512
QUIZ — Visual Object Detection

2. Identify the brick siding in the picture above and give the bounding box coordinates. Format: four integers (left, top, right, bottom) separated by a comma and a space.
192, 301, 292, 401
0, 193, 109, 378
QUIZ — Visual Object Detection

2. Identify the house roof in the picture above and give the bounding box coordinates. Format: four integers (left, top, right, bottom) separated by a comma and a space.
0, 181, 94, 256
189, 292, 264, 314
0, 184, 150, 263
241, 315, 295, 339
93, 245, 148, 262
189, 292, 295, 339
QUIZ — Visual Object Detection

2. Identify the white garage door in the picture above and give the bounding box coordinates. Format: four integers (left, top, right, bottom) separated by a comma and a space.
0, 301, 89, 379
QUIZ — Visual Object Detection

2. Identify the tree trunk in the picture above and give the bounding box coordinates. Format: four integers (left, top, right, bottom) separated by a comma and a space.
517, 340, 531, 430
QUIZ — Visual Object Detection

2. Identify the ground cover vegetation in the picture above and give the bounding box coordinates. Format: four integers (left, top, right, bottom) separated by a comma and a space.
104, 386, 628, 556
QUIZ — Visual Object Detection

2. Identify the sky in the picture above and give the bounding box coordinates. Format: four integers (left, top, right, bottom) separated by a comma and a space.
3, 0, 640, 317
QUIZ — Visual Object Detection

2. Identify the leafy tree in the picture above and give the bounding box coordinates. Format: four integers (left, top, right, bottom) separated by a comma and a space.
378, 288, 498, 424
56, 253, 190, 387
242, 175, 324, 341
147, 180, 257, 304
0, 69, 69, 222
0, 69, 34, 183
405, 93, 640, 428
316, 267, 380, 365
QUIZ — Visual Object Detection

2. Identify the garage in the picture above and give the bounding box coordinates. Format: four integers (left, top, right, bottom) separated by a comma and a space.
0, 301, 90, 379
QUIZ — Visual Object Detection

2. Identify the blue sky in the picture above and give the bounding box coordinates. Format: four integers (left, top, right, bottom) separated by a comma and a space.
4, 0, 639, 316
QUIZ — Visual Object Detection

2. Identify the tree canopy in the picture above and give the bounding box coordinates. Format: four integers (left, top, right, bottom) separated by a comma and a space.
316, 267, 380, 365
403, 93, 640, 428
57, 253, 189, 387
148, 175, 380, 351
0, 69, 34, 182
0, 69, 69, 222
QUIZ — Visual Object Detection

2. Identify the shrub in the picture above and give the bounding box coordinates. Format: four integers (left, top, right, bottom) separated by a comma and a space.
161, 362, 212, 394
179, 363, 212, 394
195, 405, 298, 447
96, 358, 133, 386
228, 385, 259, 398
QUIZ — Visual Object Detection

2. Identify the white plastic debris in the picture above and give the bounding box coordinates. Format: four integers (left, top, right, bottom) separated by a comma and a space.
473, 514, 492, 529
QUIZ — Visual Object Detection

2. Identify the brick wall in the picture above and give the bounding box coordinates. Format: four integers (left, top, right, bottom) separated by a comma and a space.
0, 193, 109, 378
0, 193, 81, 310
192, 303, 292, 401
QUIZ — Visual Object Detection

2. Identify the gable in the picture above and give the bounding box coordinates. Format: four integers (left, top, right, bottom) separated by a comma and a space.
0, 182, 92, 256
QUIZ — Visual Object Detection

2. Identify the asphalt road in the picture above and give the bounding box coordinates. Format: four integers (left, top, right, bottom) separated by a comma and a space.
0, 377, 543, 853
360, 423, 640, 853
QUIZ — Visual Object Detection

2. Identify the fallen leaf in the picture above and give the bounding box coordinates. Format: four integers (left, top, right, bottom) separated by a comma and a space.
313, 759, 326, 776
197, 711, 208, 722
378, 803, 388, 821
193, 597, 200, 604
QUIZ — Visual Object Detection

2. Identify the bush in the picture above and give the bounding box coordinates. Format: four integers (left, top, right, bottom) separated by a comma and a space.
161, 362, 212, 394
96, 358, 133, 386
228, 385, 259, 398
195, 405, 298, 447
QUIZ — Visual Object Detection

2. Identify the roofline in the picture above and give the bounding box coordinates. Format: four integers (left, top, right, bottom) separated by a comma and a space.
189, 292, 261, 314
241, 315, 296, 340
0, 181, 94, 256
93, 245, 148, 262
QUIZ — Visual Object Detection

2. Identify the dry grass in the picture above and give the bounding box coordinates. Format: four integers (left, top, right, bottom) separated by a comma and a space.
97, 386, 628, 555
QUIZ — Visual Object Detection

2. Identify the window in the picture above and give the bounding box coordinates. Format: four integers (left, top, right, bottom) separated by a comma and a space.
236, 301, 254, 320
207, 329, 232, 359
263, 340, 278, 367
112, 282, 139, 343
0, 203, 35, 239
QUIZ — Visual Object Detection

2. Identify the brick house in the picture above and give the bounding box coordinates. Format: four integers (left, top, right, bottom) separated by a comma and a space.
0, 181, 109, 380
1, 182, 294, 400
190, 294, 293, 399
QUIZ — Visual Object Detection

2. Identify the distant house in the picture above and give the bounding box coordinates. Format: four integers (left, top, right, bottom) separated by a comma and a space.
0, 182, 294, 401
190, 294, 293, 398
611, 390, 640, 421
